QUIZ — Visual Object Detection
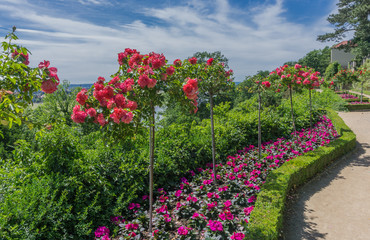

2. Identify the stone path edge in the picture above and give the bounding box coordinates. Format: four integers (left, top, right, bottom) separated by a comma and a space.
247, 109, 356, 240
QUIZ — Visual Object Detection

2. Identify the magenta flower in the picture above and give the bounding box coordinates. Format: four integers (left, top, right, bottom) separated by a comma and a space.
248, 195, 256, 203
175, 190, 182, 197
231, 232, 246, 240
224, 200, 232, 208
208, 220, 223, 231
94, 226, 110, 238
244, 206, 254, 216
178, 226, 190, 235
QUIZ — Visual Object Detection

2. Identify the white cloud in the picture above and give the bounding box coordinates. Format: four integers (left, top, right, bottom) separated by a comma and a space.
0, 0, 337, 83
77, 0, 106, 5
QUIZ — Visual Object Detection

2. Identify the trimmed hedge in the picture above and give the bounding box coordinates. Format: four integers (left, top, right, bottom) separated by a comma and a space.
343, 98, 369, 102
247, 109, 356, 240
346, 103, 370, 111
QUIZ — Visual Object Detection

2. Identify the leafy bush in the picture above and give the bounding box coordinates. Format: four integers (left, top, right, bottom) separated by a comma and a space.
0, 88, 344, 239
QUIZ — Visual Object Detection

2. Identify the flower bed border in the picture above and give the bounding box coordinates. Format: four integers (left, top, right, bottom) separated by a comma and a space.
247, 109, 356, 239
346, 103, 370, 111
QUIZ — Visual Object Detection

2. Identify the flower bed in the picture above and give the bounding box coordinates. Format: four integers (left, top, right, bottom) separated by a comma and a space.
248, 109, 356, 239
339, 94, 358, 99
348, 101, 370, 105
94, 113, 342, 240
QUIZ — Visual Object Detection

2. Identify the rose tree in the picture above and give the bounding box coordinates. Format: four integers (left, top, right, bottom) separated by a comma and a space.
176, 57, 234, 183
0, 27, 59, 134
71, 48, 196, 234
266, 64, 323, 136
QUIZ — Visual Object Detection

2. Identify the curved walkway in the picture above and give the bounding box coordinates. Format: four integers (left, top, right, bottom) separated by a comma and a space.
283, 111, 370, 240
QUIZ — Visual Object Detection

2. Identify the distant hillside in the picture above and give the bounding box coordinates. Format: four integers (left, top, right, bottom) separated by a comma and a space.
70, 84, 93, 89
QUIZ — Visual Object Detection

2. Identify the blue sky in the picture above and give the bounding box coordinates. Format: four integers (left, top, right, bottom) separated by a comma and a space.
0, 0, 341, 84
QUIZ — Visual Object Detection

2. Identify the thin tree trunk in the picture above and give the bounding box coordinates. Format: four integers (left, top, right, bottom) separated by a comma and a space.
148, 103, 155, 235
210, 93, 216, 184
309, 88, 312, 136
258, 85, 262, 161
289, 87, 296, 138
360, 82, 363, 103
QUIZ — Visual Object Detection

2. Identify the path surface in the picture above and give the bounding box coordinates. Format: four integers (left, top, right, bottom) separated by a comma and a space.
349, 90, 370, 99
282, 111, 370, 240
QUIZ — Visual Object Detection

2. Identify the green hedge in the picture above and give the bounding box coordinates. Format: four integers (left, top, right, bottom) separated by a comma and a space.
247, 109, 356, 240
346, 103, 370, 111
343, 98, 369, 102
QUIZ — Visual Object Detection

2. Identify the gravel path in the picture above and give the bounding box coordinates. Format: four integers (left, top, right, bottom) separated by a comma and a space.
282, 111, 370, 240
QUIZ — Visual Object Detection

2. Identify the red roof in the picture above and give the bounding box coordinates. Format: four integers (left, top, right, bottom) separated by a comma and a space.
333, 41, 349, 48
332, 40, 356, 48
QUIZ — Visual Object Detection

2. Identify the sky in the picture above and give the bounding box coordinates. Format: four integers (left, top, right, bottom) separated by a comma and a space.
0, 0, 341, 84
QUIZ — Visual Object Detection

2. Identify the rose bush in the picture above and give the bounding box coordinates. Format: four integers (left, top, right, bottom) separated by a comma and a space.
0, 28, 59, 133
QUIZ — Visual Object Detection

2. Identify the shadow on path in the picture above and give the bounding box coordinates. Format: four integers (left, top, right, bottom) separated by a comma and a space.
281, 141, 369, 240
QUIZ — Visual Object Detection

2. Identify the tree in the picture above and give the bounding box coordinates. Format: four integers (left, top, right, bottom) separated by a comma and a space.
298, 47, 331, 74
317, 0, 370, 60
324, 61, 342, 82
283, 61, 298, 67
0, 27, 59, 136
32, 80, 81, 126
191, 51, 229, 68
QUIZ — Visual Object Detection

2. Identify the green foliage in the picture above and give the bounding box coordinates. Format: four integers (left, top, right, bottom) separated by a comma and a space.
248, 109, 356, 239
298, 47, 331, 74
0, 28, 54, 132
317, 0, 370, 60
324, 61, 342, 82
190, 51, 229, 68
0, 81, 347, 239
32, 81, 80, 126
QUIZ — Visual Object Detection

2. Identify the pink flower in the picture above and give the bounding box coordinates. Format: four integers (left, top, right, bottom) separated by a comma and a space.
41, 79, 59, 94
94, 226, 110, 238
166, 66, 175, 75
138, 74, 150, 88
156, 205, 168, 213
128, 232, 136, 237
147, 78, 157, 88
224, 200, 232, 208
208, 220, 223, 231
71, 105, 87, 123
262, 81, 271, 88
175, 190, 182, 198
207, 201, 218, 210
244, 206, 254, 216
189, 57, 197, 64
126, 101, 137, 111
192, 212, 200, 219
231, 232, 245, 240
248, 195, 256, 203
178, 226, 189, 235
173, 59, 182, 67
86, 108, 97, 117
102, 234, 110, 240
38, 60, 50, 69
125, 223, 138, 230
76, 88, 88, 105
97, 113, 107, 126
206, 58, 214, 66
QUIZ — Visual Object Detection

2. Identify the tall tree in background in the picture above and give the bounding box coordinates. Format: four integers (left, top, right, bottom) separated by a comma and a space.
317, 0, 370, 60
298, 47, 331, 74
191, 51, 229, 68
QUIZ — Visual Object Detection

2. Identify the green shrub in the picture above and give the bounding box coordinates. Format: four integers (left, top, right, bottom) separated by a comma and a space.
0, 89, 346, 239
248, 109, 356, 239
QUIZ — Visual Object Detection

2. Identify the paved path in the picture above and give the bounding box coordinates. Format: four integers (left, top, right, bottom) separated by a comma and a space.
348, 90, 370, 99
283, 111, 370, 240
